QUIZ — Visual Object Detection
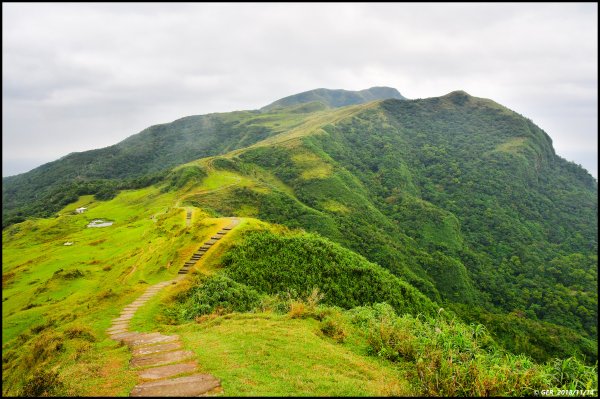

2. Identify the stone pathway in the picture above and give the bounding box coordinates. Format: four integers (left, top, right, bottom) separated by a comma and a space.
108, 218, 239, 397
185, 209, 192, 227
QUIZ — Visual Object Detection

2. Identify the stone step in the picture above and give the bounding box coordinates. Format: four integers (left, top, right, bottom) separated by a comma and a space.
222, 226, 232, 230
130, 374, 221, 397
108, 326, 129, 333
132, 341, 183, 356
129, 334, 179, 347
120, 310, 136, 316
210, 236, 221, 240
205, 239, 217, 245
131, 350, 195, 368
110, 331, 141, 341
137, 362, 197, 381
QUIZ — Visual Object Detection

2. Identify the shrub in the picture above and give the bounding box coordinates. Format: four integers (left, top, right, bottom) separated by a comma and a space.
320, 312, 348, 343
288, 301, 307, 319
21, 368, 64, 397
64, 325, 96, 342
166, 274, 261, 322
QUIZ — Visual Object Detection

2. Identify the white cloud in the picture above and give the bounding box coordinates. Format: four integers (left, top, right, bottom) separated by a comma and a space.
2, 3, 597, 178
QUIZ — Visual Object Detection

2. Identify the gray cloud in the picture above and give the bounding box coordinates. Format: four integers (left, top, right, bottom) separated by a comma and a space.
2, 3, 597, 178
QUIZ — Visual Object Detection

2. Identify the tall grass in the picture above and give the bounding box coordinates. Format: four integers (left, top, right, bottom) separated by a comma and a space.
347, 303, 597, 396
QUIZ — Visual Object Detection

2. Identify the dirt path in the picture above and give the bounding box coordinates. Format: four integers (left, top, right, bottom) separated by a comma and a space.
107, 218, 240, 396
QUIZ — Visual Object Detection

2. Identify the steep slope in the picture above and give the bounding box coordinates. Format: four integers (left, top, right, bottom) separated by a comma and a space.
260, 86, 406, 111
3, 88, 597, 369
1, 179, 436, 395
2, 87, 404, 227
1, 110, 312, 226
172, 91, 597, 362
2, 132, 597, 395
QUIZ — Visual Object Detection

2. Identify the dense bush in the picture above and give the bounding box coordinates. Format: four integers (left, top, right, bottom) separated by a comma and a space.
220, 229, 438, 317
166, 274, 262, 322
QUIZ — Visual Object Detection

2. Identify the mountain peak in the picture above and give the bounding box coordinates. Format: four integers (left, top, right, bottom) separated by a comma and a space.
261, 86, 406, 112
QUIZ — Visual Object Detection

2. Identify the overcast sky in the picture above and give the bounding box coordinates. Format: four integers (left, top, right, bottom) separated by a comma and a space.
2, 3, 598, 178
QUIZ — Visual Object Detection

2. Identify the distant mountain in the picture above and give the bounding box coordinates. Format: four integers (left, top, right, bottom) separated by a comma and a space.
1, 87, 405, 226
260, 86, 406, 111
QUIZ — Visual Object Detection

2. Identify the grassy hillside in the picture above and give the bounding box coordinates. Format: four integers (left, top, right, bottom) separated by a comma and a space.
2, 87, 404, 227
2, 87, 597, 395
164, 93, 597, 363
0, 190, 433, 396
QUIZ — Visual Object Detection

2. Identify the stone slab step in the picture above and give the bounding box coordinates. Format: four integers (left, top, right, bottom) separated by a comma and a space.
110, 331, 141, 340
132, 341, 183, 356
137, 362, 197, 381
205, 239, 217, 245
129, 334, 179, 347
131, 350, 195, 368
108, 327, 128, 333
120, 311, 136, 316
130, 374, 221, 397
210, 236, 221, 240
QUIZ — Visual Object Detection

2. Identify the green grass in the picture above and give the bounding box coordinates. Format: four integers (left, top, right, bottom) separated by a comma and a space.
171, 312, 413, 396
1, 184, 233, 395
494, 136, 528, 153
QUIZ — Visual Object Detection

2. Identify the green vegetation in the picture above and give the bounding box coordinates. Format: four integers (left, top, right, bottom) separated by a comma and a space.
1, 188, 225, 396
2, 87, 598, 396
175, 312, 414, 396
261, 86, 405, 112
219, 230, 438, 317
159, 266, 596, 396
176, 91, 596, 364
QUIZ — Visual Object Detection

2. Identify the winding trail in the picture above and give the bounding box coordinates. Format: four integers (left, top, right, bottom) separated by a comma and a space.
107, 218, 240, 396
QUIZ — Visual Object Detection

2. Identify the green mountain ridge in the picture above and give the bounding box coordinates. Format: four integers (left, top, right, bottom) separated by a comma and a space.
260, 86, 406, 111
2, 87, 598, 395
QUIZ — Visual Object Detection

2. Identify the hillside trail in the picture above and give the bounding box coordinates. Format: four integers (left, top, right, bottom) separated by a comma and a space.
107, 217, 240, 396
